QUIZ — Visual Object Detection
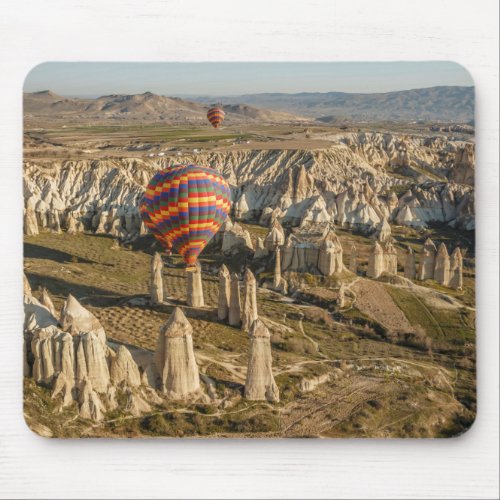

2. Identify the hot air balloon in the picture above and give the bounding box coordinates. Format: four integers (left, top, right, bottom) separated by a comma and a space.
140, 164, 231, 270
207, 105, 225, 128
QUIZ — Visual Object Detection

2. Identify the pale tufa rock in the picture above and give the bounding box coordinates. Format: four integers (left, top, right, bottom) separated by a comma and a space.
59, 294, 107, 345
154, 307, 200, 399
244, 319, 279, 403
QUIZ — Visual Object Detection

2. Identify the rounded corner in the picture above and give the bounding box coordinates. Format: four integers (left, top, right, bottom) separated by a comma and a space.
445, 60, 476, 90
23, 61, 53, 94
444, 410, 478, 439
22, 409, 54, 439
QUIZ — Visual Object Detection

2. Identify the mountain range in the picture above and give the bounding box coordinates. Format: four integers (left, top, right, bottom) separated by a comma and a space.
24, 85, 474, 124
192, 86, 474, 122
23, 91, 309, 125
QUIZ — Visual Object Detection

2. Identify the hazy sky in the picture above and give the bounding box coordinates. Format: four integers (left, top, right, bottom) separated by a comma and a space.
23, 62, 473, 97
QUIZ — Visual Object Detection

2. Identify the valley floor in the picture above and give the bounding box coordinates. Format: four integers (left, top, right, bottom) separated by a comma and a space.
23, 230, 476, 438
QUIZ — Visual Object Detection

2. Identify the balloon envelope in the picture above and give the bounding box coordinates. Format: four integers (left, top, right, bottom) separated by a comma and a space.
140, 165, 231, 266
207, 106, 225, 128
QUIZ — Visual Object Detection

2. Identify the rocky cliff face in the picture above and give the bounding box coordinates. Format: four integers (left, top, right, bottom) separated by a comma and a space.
23, 133, 475, 237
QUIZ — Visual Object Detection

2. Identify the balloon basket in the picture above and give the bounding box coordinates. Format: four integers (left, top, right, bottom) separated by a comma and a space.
185, 266, 197, 273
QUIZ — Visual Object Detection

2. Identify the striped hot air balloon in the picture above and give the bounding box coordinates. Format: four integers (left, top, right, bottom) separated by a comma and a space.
140, 165, 231, 270
207, 105, 225, 128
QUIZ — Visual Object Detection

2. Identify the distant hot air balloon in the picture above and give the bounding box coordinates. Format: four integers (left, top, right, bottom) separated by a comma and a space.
207, 105, 225, 128
140, 164, 231, 270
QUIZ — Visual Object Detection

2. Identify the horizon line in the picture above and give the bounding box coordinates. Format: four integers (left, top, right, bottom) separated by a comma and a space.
26, 84, 474, 100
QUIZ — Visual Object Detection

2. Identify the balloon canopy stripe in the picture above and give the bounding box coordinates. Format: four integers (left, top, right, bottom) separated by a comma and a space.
207, 106, 225, 128
139, 164, 231, 266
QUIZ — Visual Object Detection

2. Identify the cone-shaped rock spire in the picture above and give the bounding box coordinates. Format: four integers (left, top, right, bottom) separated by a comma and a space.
150, 252, 164, 304
434, 243, 450, 286
187, 261, 204, 307
244, 319, 279, 402
449, 247, 463, 289
228, 273, 242, 327
154, 308, 200, 399
217, 264, 231, 321
241, 268, 258, 332
59, 294, 106, 345
367, 241, 385, 279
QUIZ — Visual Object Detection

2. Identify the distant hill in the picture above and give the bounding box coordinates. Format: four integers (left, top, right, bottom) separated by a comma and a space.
192, 86, 474, 122
23, 91, 310, 125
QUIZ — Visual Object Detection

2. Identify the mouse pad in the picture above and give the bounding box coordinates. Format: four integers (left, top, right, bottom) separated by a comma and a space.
22, 62, 476, 438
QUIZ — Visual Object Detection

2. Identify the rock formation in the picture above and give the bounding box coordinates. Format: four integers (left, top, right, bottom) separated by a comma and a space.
434, 243, 451, 286
253, 237, 268, 259
59, 294, 107, 345
154, 308, 200, 399
228, 273, 242, 327
338, 282, 346, 308
450, 143, 475, 186
273, 247, 282, 289
281, 228, 343, 276
449, 247, 463, 289
217, 264, 231, 321
24, 208, 39, 236
221, 222, 254, 254
23, 273, 32, 296
150, 252, 164, 304
73, 332, 110, 393
65, 212, 78, 234
40, 287, 57, 319
264, 220, 285, 251
24, 294, 57, 331
376, 218, 391, 242
349, 245, 358, 274
110, 345, 141, 387
241, 268, 258, 332
367, 241, 385, 279
244, 319, 279, 403
23, 135, 475, 255
418, 238, 437, 281
124, 389, 152, 417
186, 261, 204, 307
31, 325, 74, 386
318, 235, 344, 276
78, 378, 106, 421
404, 247, 416, 280
383, 241, 398, 275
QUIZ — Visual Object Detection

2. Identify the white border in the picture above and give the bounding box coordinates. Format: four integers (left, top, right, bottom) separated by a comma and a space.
0, 1, 498, 498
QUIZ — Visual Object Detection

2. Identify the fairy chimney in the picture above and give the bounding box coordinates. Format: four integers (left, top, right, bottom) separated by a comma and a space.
40, 287, 57, 318
434, 243, 451, 286
244, 319, 279, 403
449, 247, 463, 289
338, 282, 346, 308
73, 332, 110, 393
150, 252, 164, 304
367, 241, 385, 279
376, 218, 391, 242
418, 238, 437, 281
187, 261, 204, 307
273, 247, 282, 289
264, 220, 285, 251
228, 273, 242, 327
154, 307, 200, 399
24, 208, 39, 236
59, 294, 107, 345
217, 264, 231, 321
241, 268, 258, 332
110, 345, 141, 387
384, 241, 398, 275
